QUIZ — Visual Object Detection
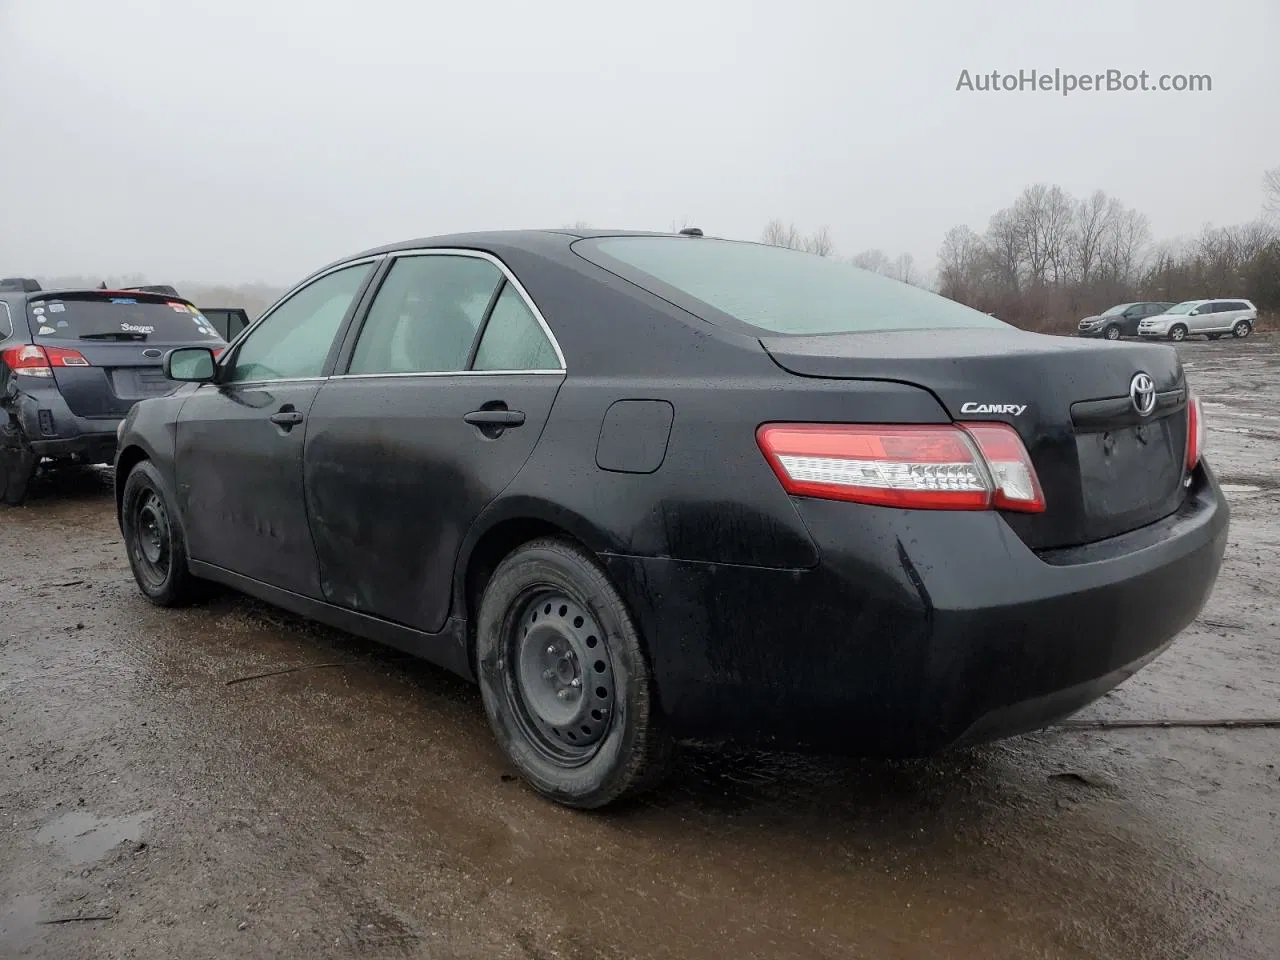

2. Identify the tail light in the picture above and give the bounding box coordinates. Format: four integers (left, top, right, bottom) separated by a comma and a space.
1186, 393, 1204, 470
756, 422, 1046, 513
212, 347, 224, 359
1, 344, 91, 378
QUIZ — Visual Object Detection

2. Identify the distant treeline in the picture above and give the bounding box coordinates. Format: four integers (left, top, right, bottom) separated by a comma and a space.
760, 168, 1280, 334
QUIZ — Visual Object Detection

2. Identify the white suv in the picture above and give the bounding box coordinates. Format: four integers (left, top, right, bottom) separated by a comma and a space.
1138, 299, 1257, 341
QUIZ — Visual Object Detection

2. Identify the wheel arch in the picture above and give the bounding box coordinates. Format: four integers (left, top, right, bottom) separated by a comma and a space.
114, 443, 152, 524
455, 497, 621, 673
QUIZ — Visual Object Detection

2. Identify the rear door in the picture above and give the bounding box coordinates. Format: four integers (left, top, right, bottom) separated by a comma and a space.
1220, 301, 1251, 330
26, 293, 226, 418
176, 260, 378, 596
304, 251, 565, 633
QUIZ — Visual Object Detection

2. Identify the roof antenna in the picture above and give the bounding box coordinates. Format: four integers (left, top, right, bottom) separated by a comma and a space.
678, 227, 704, 237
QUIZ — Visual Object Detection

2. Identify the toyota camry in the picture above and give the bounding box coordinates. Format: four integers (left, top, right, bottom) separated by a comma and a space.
114, 229, 1228, 808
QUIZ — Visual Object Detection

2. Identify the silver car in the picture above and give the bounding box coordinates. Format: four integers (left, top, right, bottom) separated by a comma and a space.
1138, 298, 1257, 341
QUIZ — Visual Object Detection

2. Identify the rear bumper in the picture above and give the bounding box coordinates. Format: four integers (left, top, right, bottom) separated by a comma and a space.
604, 466, 1228, 754
13, 392, 119, 463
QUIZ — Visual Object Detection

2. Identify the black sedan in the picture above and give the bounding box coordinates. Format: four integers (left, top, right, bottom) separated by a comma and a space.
114, 229, 1228, 808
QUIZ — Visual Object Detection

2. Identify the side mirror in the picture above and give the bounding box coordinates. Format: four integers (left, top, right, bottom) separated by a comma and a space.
165, 346, 217, 382
1189, 309, 1200, 316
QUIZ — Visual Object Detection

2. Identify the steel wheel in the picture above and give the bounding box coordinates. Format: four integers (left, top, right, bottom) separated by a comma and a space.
129, 490, 172, 590
504, 589, 616, 765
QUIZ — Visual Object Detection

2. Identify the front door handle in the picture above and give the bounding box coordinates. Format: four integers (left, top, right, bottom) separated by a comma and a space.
269, 410, 304, 427
463, 409, 526, 427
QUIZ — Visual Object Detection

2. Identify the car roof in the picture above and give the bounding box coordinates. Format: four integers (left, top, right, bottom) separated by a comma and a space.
313, 228, 686, 274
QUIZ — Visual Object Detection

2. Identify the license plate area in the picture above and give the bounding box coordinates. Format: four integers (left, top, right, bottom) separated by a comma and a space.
1077, 418, 1182, 518
109, 367, 174, 400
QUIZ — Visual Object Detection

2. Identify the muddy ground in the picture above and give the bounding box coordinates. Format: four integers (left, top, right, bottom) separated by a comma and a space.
1, 336, 1278, 960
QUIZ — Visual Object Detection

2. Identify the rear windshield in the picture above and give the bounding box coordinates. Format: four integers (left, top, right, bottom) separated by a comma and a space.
577, 236, 1009, 335
28, 294, 226, 343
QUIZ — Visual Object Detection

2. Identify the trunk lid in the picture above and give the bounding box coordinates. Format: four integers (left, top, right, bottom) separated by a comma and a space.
28, 292, 225, 418
760, 327, 1189, 550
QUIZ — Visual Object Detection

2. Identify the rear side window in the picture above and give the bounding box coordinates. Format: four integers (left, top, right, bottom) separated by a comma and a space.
348, 255, 502, 375
472, 285, 560, 371
201, 308, 251, 341
577, 237, 1008, 336
27, 294, 225, 343
1223, 301, 1250, 311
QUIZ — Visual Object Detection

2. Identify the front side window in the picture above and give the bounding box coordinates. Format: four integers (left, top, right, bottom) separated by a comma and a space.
472, 284, 560, 371
576, 236, 1008, 336
348, 255, 502, 375
227, 262, 372, 383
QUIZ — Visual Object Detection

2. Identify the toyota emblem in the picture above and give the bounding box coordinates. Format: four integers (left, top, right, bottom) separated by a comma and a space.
1129, 372, 1156, 416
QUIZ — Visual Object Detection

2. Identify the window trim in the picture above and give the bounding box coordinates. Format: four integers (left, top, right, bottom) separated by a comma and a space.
216, 255, 385, 387
330, 248, 567, 381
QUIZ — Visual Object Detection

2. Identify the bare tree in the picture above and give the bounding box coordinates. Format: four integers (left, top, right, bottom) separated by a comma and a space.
986, 208, 1023, 293
1073, 190, 1119, 286
889, 253, 917, 285
936, 226, 984, 301
1011, 184, 1075, 287
802, 225, 834, 257
1264, 167, 1280, 219
761, 219, 803, 249
1099, 207, 1150, 285
850, 249, 891, 274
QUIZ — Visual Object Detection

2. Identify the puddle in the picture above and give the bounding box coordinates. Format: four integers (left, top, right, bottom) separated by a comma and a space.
33, 811, 151, 866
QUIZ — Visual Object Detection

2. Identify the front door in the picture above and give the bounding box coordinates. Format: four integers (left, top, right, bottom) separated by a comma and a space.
303, 252, 565, 633
177, 260, 377, 596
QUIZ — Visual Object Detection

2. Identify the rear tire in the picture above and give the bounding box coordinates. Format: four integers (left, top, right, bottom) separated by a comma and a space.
475, 538, 674, 809
1233, 320, 1252, 339
1168, 324, 1188, 342
0, 419, 37, 507
1104, 325, 1121, 341
120, 460, 201, 606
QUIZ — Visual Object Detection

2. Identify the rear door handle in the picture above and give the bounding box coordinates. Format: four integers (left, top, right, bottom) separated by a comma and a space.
269, 410, 304, 426
464, 409, 525, 427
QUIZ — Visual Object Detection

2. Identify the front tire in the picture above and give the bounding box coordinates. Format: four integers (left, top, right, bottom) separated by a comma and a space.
120, 460, 201, 606
1104, 324, 1121, 341
475, 538, 674, 809
1233, 320, 1252, 339
1168, 324, 1188, 342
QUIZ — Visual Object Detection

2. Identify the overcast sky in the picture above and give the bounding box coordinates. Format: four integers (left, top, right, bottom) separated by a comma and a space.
1, 0, 1276, 285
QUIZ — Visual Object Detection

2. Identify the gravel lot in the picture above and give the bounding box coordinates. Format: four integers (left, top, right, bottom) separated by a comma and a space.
2, 336, 1277, 960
